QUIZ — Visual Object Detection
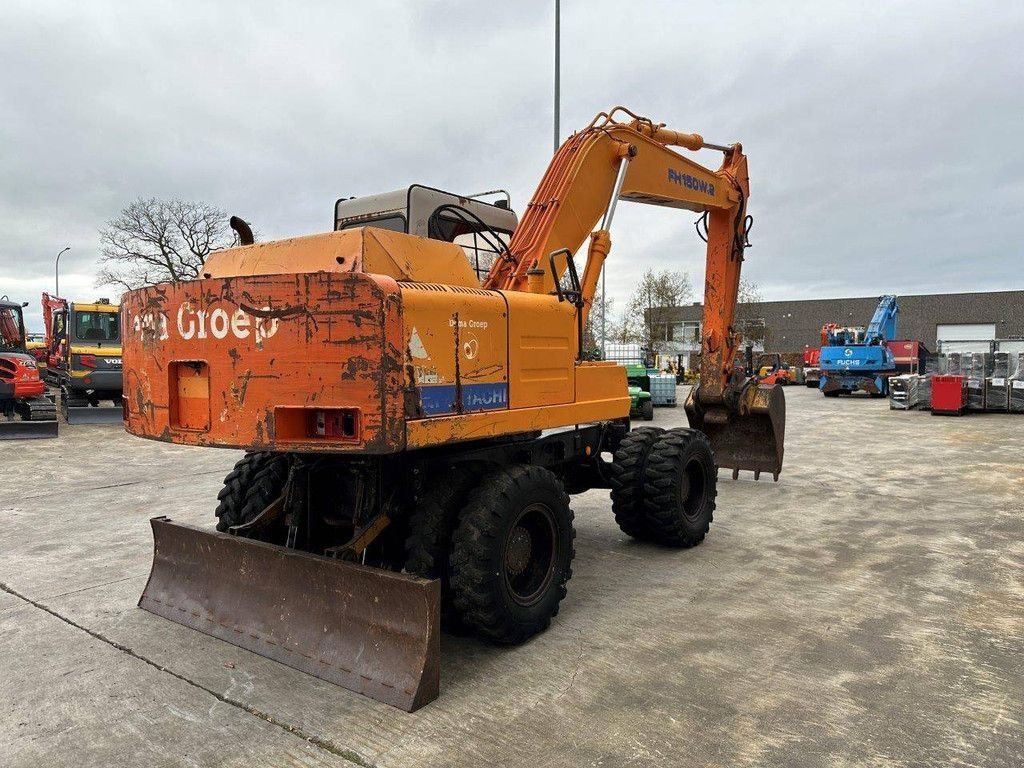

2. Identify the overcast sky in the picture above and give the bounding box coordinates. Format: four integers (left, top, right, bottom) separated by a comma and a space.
2, 1, 1021, 330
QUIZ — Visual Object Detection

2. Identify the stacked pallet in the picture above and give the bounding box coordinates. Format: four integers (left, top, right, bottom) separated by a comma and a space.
965, 353, 991, 411
1011, 353, 1024, 413
889, 375, 913, 410
985, 352, 1011, 411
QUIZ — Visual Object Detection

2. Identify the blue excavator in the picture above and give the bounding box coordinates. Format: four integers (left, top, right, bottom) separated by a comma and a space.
819, 295, 899, 397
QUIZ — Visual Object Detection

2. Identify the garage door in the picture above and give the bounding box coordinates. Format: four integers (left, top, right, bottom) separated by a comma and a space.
937, 323, 995, 353
997, 339, 1024, 355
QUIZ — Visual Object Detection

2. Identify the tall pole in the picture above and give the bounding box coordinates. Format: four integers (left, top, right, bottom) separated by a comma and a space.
553, 0, 560, 154
55, 246, 70, 297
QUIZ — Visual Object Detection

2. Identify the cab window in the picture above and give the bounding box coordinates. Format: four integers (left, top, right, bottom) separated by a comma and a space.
337, 215, 407, 233
0, 307, 23, 352
75, 312, 119, 341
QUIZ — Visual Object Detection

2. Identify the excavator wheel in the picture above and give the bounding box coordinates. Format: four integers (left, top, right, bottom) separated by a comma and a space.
609, 427, 665, 541
404, 468, 476, 627
640, 398, 655, 421
214, 452, 289, 543
641, 428, 716, 547
449, 464, 575, 645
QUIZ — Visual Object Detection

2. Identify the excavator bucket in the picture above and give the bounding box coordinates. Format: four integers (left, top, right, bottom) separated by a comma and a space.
685, 382, 785, 481
139, 517, 441, 711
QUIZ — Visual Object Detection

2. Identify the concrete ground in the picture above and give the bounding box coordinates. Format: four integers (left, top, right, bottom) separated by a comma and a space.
1, 386, 1022, 767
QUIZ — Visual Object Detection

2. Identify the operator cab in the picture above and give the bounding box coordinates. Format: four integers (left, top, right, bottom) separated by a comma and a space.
0, 299, 28, 354
334, 185, 518, 283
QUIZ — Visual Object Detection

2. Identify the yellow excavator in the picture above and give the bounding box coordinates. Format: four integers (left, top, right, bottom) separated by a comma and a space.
124, 107, 784, 710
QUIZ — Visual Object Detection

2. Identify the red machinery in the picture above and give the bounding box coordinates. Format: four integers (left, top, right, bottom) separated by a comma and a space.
932, 375, 967, 416
886, 339, 928, 374
1, 295, 58, 438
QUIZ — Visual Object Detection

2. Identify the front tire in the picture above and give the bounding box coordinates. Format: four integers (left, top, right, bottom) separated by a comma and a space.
642, 428, 717, 547
404, 469, 475, 626
609, 427, 664, 540
640, 398, 655, 420
449, 465, 575, 644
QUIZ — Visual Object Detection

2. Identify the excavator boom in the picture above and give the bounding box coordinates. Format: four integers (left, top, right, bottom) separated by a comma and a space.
485, 106, 784, 478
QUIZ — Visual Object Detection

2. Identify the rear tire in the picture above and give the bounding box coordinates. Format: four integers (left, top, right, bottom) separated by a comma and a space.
640, 398, 655, 421
609, 427, 664, 540
449, 465, 574, 644
214, 452, 289, 542
642, 428, 716, 547
404, 469, 475, 626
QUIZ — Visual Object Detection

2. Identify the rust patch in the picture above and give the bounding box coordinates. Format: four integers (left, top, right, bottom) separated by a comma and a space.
452, 311, 462, 415
341, 356, 373, 381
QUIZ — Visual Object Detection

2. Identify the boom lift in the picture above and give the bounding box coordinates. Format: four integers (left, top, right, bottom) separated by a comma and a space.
124, 107, 786, 710
819, 295, 899, 396
0, 296, 57, 438
41, 293, 124, 423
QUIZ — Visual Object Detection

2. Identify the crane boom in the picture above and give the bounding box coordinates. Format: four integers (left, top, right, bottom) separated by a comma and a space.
864, 295, 899, 345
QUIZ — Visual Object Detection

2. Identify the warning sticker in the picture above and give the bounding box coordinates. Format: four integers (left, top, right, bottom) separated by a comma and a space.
408, 327, 429, 360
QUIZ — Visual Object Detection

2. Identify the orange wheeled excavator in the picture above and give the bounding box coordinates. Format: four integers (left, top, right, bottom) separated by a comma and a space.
124, 107, 785, 710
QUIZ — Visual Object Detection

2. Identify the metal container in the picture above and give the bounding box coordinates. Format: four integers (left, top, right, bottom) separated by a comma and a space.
648, 373, 678, 406
886, 340, 926, 373
932, 375, 967, 416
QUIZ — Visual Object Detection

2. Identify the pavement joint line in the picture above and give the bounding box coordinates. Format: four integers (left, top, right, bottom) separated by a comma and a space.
34, 572, 151, 602
0, 580, 377, 768
15, 469, 230, 501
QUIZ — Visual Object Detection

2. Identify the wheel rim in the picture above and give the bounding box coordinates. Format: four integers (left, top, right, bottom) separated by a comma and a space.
679, 456, 708, 520
503, 502, 557, 607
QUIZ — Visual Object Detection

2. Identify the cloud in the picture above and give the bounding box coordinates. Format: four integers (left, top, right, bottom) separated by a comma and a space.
1, 0, 1021, 331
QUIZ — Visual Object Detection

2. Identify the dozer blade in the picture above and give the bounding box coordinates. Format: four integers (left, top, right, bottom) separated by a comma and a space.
685, 382, 785, 480
0, 418, 58, 440
139, 517, 440, 711
64, 406, 125, 425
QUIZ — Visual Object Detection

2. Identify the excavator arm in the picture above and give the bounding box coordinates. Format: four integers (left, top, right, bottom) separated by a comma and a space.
485, 107, 784, 479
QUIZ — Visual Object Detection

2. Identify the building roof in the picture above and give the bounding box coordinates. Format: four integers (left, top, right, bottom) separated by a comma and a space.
659, 289, 1024, 352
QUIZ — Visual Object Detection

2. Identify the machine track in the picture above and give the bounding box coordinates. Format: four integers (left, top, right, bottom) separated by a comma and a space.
15, 396, 57, 421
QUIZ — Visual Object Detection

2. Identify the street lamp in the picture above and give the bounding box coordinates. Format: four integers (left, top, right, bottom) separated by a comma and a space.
55, 246, 70, 296
553, 0, 560, 154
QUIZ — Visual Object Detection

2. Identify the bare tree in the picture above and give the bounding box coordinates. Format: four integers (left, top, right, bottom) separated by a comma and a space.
583, 283, 619, 358
97, 198, 238, 291
624, 268, 693, 350
735, 276, 766, 347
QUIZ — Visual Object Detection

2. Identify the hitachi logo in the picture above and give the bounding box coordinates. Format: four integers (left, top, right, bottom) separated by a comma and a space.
668, 169, 715, 196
